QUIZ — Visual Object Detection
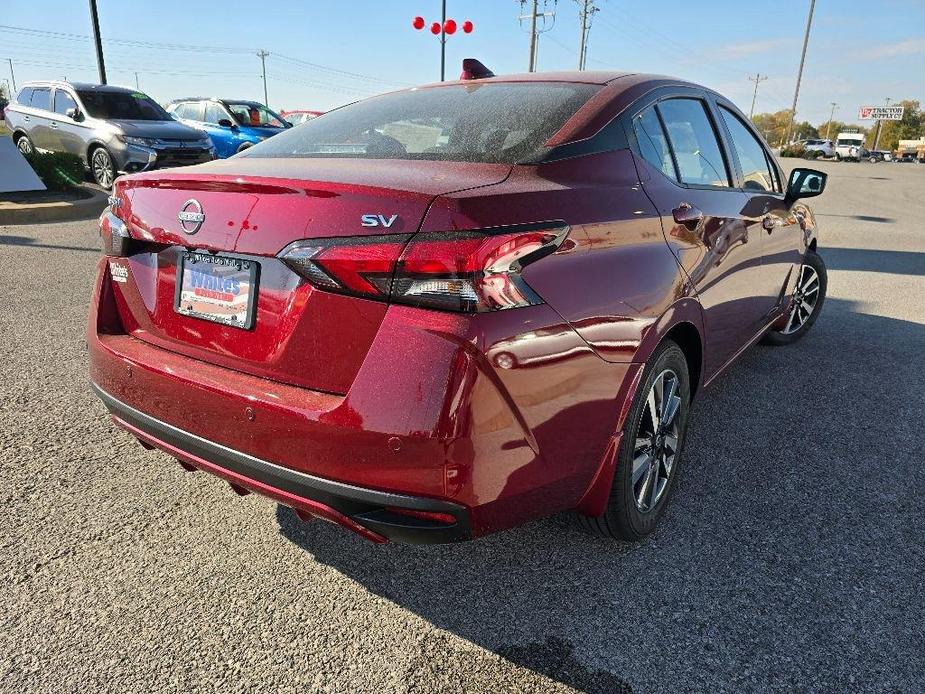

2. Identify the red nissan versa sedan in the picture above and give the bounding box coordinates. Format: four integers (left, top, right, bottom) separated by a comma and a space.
89, 62, 828, 544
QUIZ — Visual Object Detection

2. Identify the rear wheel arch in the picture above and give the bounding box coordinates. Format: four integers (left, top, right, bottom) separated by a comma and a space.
663, 322, 703, 399
632, 299, 705, 398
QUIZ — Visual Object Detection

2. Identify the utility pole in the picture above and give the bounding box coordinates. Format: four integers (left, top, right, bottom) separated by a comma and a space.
873, 97, 892, 150
784, 0, 815, 146
256, 50, 270, 106
6, 58, 15, 92
134, 72, 139, 90
520, 0, 556, 72
825, 102, 837, 139
576, 0, 598, 70
88, 0, 107, 84
747, 73, 768, 119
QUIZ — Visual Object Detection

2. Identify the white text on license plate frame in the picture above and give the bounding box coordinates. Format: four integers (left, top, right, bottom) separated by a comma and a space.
174, 251, 259, 330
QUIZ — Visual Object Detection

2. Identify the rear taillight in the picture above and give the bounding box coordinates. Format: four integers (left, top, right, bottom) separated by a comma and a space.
279, 224, 567, 313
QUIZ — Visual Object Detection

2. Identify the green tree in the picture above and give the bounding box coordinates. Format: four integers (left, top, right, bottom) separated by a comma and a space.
752, 110, 793, 146
794, 121, 819, 140
817, 119, 847, 140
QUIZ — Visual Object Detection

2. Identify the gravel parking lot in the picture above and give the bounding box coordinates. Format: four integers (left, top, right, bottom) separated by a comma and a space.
1, 159, 923, 693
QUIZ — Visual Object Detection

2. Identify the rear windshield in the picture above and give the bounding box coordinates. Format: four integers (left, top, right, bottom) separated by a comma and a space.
76, 90, 171, 121
240, 82, 599, 164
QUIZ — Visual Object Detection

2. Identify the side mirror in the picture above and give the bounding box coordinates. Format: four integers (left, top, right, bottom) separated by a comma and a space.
787, 167, 827, 201
66, 107, 82, 121
217, 118, 235, 129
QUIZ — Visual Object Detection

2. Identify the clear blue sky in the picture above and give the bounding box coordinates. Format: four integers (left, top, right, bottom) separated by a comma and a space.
3, 1, 923, 126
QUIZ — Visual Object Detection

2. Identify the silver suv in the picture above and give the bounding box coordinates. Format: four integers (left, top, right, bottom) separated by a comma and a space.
5, 81, 215, 188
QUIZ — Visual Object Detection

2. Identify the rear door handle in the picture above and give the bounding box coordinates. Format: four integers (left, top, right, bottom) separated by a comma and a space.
672, 202, 704, 226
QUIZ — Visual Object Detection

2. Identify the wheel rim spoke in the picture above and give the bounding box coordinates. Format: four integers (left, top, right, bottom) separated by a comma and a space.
632, 451, 651, 486
633, 368, 683, 513
636, 464, 655, 508
646, 386, 659, 437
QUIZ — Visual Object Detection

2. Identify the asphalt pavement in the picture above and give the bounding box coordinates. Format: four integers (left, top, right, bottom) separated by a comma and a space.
1, 158, 923, 693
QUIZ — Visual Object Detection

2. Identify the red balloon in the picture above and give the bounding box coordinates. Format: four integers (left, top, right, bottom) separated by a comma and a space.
430, 21, 441, 35
412, 16, 425, 30
443, 19, 457, 35
462, 20, 474, 33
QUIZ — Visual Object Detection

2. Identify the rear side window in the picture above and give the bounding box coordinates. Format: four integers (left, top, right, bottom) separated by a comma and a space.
54, 90, 77, 116
657, 98, 729, 187
633, 106, 676, 180
172, 103, 201, 120
17, 87, 34, 105
204, 103, 228, 124
241, 82, 600, 164
30, 88, 51, 111
719, 106, 776, 192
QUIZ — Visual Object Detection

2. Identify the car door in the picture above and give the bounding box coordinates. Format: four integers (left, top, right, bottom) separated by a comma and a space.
26, 87, 54, 150
51, 88, 84, 157
202, 102, 239, 157
714, 101, 802, 318
629, 90, 769, 377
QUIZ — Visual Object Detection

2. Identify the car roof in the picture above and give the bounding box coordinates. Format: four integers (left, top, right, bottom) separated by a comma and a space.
21, 80, 140, 93
167, 97, 264, 106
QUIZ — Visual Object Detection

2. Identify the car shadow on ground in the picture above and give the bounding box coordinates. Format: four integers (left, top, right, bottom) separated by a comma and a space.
275, 297, 925, 691
824, 246, 925, 276
0, 233, 99, 253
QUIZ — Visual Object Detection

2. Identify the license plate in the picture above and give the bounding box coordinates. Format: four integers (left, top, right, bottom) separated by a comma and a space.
174, 251, 258, 329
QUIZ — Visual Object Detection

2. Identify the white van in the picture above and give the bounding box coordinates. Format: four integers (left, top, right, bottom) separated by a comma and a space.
835, 132, 867, 161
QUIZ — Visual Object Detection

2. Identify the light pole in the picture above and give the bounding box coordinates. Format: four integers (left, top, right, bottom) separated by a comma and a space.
784, 0, 815, 146
88, 0, 107, 84
412, 12, 474, 81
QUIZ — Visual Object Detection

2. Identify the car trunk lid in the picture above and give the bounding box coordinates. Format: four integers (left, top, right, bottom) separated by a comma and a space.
108, 159, 511, 394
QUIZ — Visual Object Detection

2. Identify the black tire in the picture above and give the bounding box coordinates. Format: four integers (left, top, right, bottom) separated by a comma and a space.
761, 250, 827, 346
89, 146, 116, 189
579, 340, 691, 541
15, 133, 34, 156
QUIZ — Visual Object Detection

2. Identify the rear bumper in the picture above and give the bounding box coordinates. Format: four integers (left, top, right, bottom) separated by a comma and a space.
92, 382, 471, 544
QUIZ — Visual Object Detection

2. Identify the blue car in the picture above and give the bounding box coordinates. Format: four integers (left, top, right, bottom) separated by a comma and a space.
165, 98, 291, 158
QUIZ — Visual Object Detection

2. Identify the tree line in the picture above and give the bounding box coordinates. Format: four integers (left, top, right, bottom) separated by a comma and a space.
751, 100, 923, 150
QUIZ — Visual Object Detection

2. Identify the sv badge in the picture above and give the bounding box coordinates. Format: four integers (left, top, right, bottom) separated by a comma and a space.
360, 214, 399, 228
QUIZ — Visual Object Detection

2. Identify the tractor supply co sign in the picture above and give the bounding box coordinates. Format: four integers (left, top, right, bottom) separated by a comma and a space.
858, 106, 905, 121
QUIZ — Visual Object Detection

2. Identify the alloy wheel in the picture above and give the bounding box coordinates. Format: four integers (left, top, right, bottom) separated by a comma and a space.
17, 137, 33, 156
632, 369, 682, 512
92, 149, 114, 188
782, 263, 821, 334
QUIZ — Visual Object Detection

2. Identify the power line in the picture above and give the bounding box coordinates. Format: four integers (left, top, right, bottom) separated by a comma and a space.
0, 23, 402, 87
